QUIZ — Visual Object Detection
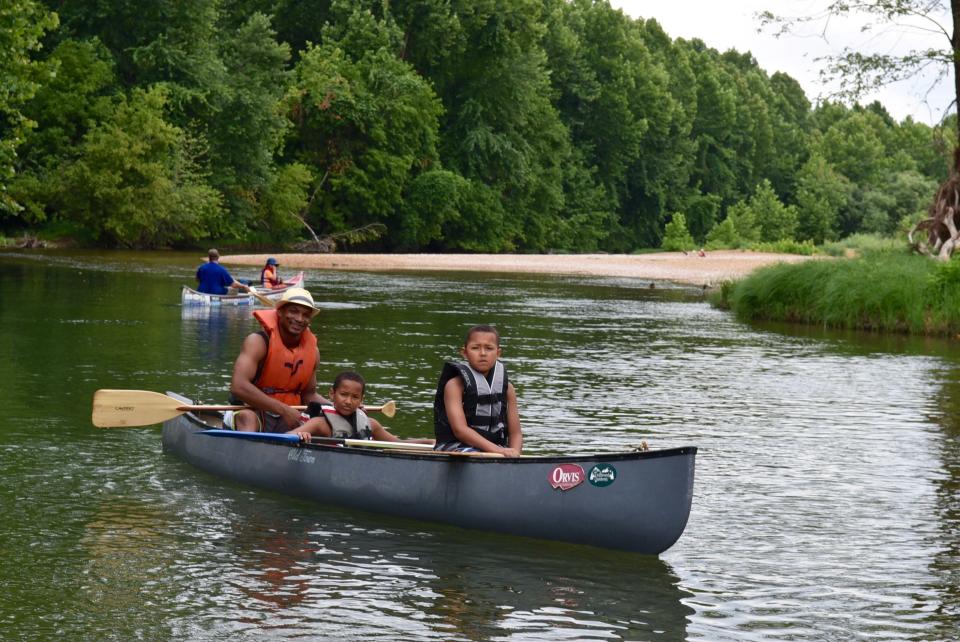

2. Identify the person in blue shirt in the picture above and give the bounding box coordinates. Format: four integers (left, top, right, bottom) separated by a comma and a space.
196, 248, 248, 295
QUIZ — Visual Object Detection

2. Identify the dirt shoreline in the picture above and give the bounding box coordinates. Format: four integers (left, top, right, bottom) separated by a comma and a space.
222, 250, 813, 286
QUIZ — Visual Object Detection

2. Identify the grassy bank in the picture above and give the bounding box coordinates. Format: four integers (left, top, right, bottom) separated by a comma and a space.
714, 251, 960, 335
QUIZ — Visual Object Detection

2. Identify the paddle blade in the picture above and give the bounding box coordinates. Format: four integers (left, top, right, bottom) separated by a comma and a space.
377, 400, 396, 418
92, 389, 185, 428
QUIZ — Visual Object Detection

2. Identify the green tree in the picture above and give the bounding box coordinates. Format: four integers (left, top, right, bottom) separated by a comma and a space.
52, 87, 224, 247
286, 33, 443, 242
705, 216, 739, 249
749, 178, 798, 242
760, 2, 960, 136
725, 201, 760, 244
815, 111, 886, 185
794, 153, 850, 243
0, 0, 58, 214
431, 0, 568, 250
207, 13, 291, 226
661, 212, 694, 251
9, 38, 117, 224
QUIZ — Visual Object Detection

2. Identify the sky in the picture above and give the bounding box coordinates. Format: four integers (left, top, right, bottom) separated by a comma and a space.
608, 0, 954, 124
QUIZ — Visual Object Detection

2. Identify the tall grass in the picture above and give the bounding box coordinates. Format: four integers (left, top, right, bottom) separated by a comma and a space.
820, 233, 906, 257
716, 252, 960, 335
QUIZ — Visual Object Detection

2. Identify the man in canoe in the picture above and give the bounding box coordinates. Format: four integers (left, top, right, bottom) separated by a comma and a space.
196, 248, 249, 295
260, 257, 284, 289
229, 287, 329, 438
434, 324, 522, 457
304, 370, 434, 444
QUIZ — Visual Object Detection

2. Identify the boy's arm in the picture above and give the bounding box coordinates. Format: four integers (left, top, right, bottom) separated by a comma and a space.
505, 382, 522, 454
369, 418, 400, 442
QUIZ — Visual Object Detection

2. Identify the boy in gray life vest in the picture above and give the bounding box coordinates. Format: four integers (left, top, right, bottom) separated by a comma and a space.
433, 324, 523, 457
308, 371, 434, 444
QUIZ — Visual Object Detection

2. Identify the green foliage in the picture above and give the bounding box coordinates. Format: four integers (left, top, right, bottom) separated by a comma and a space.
705, 217, 739, 249
287, 37, 443, 241
683, 193, 721, 242
761, 2, 958, 130
820, 233, 907, 257
0, 0, 58, 213
749, 239, 817, 255
720, 252, 954, 334
208, 13, 291, 197
794, 153, 850, 243
749, 179, 798, 242
395, 169, 468, 249
259, 162, 314, 239
8, 38, 118, 224
725, 201, 760, 244
51, 87, 224, 247
661, 212, 695, 251
2, 0, 955, 254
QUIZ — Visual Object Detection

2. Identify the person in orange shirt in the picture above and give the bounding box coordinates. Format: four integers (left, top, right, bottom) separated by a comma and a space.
260, 257, 284, 288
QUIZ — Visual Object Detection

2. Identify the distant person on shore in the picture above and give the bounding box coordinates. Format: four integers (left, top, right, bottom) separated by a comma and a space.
301, 371, 434, 444
196, 248, 249, 295
433, 324, 522, 457
229, 288, 329, 439
260, 257, 284, 289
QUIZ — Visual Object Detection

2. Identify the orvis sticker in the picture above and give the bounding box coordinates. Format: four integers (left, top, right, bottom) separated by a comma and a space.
549, 464, 585, 491
588, 463, 617, 487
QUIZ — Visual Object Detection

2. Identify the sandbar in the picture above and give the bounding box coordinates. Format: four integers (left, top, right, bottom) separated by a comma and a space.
222, 250, 812, 287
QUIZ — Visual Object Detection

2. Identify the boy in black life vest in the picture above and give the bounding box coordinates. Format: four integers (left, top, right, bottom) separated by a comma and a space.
433, 325, 522, 457
307, 371, 434, 444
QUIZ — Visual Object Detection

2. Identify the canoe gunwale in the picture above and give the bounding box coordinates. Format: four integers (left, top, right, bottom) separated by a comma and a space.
177, 408, 697, 463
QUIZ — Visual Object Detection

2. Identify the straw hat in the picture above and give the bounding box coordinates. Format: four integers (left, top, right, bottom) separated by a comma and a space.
276, 288, 317, 315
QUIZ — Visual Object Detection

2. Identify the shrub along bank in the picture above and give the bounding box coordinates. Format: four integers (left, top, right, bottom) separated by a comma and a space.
714, 251, 960, 335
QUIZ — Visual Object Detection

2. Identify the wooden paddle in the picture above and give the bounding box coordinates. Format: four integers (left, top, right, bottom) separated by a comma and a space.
247, 286, 277, 307
92, 389, 396, 428
199, 430, 500, 457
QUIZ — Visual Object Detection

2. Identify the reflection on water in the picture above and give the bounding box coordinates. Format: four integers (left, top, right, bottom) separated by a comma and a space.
153, 471, 693, 642
2, 251, 960, 640
928, 367, 960, 641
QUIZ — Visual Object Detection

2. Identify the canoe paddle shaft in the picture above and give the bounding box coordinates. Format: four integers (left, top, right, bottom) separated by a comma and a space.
92, 389, 396, 427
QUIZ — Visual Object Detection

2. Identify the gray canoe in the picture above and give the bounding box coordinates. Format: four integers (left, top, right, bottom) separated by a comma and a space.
161, 396, 697, 555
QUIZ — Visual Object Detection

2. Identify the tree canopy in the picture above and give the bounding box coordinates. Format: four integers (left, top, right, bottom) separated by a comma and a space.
0, 0, 954, 252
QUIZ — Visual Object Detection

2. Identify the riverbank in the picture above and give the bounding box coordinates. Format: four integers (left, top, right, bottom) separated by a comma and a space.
222, 250, 813, 286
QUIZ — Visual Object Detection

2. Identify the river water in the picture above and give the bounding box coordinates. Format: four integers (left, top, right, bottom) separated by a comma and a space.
1, 250, 958, 641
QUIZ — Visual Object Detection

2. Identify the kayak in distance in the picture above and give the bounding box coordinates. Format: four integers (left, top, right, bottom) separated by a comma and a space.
161, 392, 697, 555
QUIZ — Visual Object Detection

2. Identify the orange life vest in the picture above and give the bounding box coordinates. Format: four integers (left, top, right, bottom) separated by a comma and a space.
252, 309, 318, 406
261, 265, 282, 288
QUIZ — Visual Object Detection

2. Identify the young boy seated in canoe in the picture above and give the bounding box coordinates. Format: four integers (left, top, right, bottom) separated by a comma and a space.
433, 324, 522, 457
297, 371, 434, 444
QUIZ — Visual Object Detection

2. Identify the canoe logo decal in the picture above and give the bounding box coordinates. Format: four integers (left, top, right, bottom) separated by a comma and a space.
287, 449, 315, 464
588, 464, 617, 487
549, 464, 585, 491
